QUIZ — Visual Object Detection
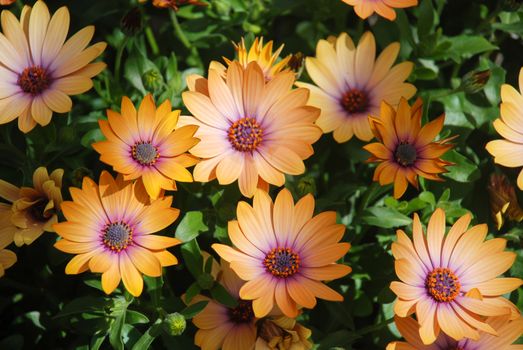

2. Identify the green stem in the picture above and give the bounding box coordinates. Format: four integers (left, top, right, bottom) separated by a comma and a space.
169, 10, 191, 49
145, 25, 160, 56
114, 37, 129, 83
356, 317, 395, 336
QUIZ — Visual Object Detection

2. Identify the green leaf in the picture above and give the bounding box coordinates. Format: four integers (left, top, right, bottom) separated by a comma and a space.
436, 35, 498, 62
126, 310, 150, 325
362, 207, 413, 228
417, 0, 435, 39
181, 239, 203, 278
131, 319, 162, 350
180, 300, 209, 319
90, 332, 107, 350
210, 283, 238, 308
175, 211, 209, 242
184, 282, 202, 304
442, 150, 481, 182
54, 296, 108, 318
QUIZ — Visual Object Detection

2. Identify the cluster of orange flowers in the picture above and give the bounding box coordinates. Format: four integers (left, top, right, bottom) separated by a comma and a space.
0, 1, 521, 349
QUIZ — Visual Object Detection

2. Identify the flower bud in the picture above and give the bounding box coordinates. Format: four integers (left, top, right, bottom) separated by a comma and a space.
460, 69, 491, 94
296, 176, 316, 196
142, 69, 164, 93
121, 7, 142, 36
163, 312, 186, 336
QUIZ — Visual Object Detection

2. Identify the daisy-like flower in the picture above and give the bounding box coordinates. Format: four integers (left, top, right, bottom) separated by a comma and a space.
486, 67, 523, 190
295, 31, 416, 143
364, 98, 454, 199
92, 95, 199, 200
256, 316, 313, 350
390, 208, 522, 345
387, 315, 523, 350
342, 0, 418, 21
487, 173, 523, 230
221, 37, 292, 81
53, 171, 180, 297
0, 167, 63, 246
180, 61, 322, 198
0, 1, 106, 133
212, 188, 351, 318
190, 258, 258, 350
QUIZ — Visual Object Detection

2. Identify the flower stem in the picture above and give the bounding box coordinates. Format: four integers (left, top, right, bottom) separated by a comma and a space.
169, 10, 191, 49
114, 36, 129, 83
356, 316, 395, 336
145, 25, 160, 55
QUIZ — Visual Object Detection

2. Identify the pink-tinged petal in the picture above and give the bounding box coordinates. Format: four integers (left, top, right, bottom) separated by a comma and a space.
237, 201, 273, 252
393, 298, 418, 318
449, 224, 488, 275
390, 281, 424, 300
416, 298, 438, 345
354, 31, 376, 88
295, 275, 344, 302
216, 152, 244, 185
238, 154, 259, 198
208, 68, 239, 121
426, 208, 446, 269
41, 6, 70, 65
212, 243, 252, 263
301, 243, 350, 267
273, 188, 295, 247
222, 324, 256, 350
450, 302, 497, 336
243, 62, 265, 117
300, 264, 351, 281
182, 91, 228, 129
239, 274, 273, 299
412, 213, 433, 271
28, 0, 51, 65
101, 258, 121, 294
456, 296, 513, 317
258, 146, 305, 175
275, 280, 298, 318
250, 282, 276, 318
127, 245, 162, 277
440, 213, 471, 268
192, 300, 227, 329
459, 251, 516, 286
119, 251, 143, 297
257, 71, 295, 121
0, 11, 30, 68
226, 62, 245, 117
195, 324, 232, 350
391, 243, 427, 281
292, 211, 336, 252
436, 303, 476, 341
287, 276, 316, 309
88, 250, 114, 273
193, 153, 227, 183
229, 258, 264, 281
395, 259, 423, 286
299, 224, 346, 258
54, 239, 99, 254
471, 278, 523, 296
228, 220, 265, 259
65, 249, 101, 274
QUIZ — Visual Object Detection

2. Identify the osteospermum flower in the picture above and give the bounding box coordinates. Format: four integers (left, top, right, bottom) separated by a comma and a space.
213, 188, 351, 318
364, 98, 454, 198
486, 67, 523, 190
256, 316, 313, 350
0, 167, 63, 246
295, 31, 416, 142
190, 258, 258, 350
342, 0, 418, 21
387, 315, 523, 350
92, 95, 199, 199
390, 209, 522, 344
0, 1, 106, 133
221, 37, 292, 81
53, 171, 180, 297
179, 61, 322, 198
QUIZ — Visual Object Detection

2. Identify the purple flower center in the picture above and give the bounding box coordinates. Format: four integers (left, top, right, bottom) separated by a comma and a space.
426, 267, 461, 303
340, 88, 368, 114
395, 142, 417, 166
228, 117, 263, 152
102, 221, 133, 252
18, 66, 51, 95
264, 247, 300, 278
132, 141, 159, 166
228, 300, 254, 324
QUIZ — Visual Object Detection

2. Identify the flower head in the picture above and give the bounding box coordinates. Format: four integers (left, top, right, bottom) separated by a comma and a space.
221, 37, 292, 81
212, 188, 351, 318
179, 61, 322, 198
296, 32, 416, 142
387, 315, 523, 350
0, 1, 106, 133
390, 209, 522, 345
487, 173, 523, 229
92, 95, 199, 200
53, 171, 181, 297
0, 167, 63, 246
190, 258, 258, 350
256, 316, 313, 350
341, 0, 418, 21
486, 67, 523, 190
364, 98, 454, 199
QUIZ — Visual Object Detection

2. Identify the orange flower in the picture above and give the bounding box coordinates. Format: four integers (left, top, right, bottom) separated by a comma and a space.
486, 67, 523, 190
0, 167, 63, 246
296, 32, 415, 142
190, 258, 258, 350
151, 0, 207, 11
0, 1, 106, 133
179, 62, 322, 198
0, 0, 15, 6
92, 95, 199, 199
53, 171, 181, 297
390, 209, 522, 345
221, 37, 292, 81
364, 98, 454, 199
212, 188, 351, 318
342, 0, 418, 21
387, 315, 523, 350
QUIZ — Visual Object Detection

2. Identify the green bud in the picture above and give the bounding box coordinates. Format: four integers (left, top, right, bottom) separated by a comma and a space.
142, 69, 164, 93
213, 0, 231, 17
163, 312, 186, 336
121, 7, 142, 36
197, 273, 214, 290
296, 176, 316, 196
460, 69, 491, 94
